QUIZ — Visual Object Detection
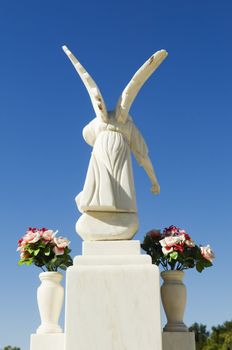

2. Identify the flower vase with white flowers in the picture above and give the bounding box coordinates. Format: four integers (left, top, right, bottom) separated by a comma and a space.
141, 225, 215, 272
17, 227, 73, 271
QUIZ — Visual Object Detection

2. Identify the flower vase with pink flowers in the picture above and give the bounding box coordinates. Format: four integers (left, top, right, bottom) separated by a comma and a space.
17, 228, 73, 334
17, 227, 73, 271
141, 225, 215, 332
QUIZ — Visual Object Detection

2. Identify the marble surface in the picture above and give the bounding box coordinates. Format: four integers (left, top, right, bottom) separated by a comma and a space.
74, 254, 151, 266
64, 241, 162, 350
82, 240, 141, 255
162, 332, 196, 350
30, 334, 64, 350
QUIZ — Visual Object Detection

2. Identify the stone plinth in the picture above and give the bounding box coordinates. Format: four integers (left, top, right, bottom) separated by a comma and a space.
76, 212, 139, 241
64, 240, 162, 350
162, 332, 195, 350
30, 334, 64, 350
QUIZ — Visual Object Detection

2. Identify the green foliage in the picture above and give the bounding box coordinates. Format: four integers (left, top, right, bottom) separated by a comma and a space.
18, 243, 73, 271
222, 333, 232, 350
203, 321, 232, 350
190, 321, 232, 350
3, 346, 21, 350
189, 322, 209, 350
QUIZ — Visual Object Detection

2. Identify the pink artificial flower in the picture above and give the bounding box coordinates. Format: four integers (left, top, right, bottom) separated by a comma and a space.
54, 237, 70, 249
160, 236, 181, 247
160, 236, 180, 255
17, 238, 27, 251
200, 245, 215, 263
23, 230, 40, 244
53, 246, 65, 255
41, 230, 56, 241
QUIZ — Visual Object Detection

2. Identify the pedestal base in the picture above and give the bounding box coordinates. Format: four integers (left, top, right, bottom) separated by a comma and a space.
30, 334, 64, 350
76, 212, 139, 240
64, 241, 162, 350
162, 332, 195, 350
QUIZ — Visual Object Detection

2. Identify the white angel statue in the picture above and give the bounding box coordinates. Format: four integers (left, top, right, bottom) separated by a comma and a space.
63, 46, 168, 240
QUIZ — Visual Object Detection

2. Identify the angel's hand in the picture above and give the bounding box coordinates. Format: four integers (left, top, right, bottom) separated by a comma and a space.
151, 183, 160, 194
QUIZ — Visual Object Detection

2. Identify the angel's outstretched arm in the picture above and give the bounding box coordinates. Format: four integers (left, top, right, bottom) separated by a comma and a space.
130, 124, 160, 194
140, 157, 160, 194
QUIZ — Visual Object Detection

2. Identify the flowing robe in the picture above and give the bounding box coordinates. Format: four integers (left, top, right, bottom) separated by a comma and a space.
76, 116, 149, 213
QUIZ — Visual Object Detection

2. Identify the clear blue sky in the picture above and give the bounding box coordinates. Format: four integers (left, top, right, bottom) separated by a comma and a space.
0, 0, 232, 349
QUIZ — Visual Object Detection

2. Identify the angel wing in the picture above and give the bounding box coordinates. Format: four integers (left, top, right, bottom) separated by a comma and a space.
115, 50, 168, 123
62, 46, 108, 123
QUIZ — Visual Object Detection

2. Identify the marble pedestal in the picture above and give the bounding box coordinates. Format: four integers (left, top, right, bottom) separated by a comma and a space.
64, 240, 162, 350
30, 334, 64, 350
162, 332, 195, 350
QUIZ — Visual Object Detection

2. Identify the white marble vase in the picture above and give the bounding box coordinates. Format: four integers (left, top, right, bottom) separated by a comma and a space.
36, 272, 64, 334
161, 270, 188, 332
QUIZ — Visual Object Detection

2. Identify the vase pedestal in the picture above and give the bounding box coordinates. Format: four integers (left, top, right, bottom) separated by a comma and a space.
64, 240, 162, 350
162, 332, 195, 350
30, 334, 64, 350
